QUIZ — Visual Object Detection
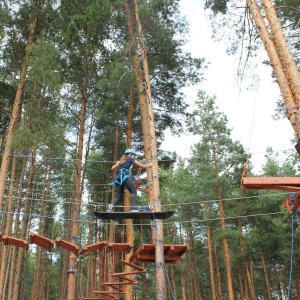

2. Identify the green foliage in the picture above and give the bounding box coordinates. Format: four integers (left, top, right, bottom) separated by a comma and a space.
0, 81, 15, 138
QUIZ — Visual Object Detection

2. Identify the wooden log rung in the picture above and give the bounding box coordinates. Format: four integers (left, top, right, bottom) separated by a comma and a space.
79, 241, 107, 255
30, 232, 54, 252
2, 235, 28, 250
56, 238, 80, 255
107, 243, 132, 253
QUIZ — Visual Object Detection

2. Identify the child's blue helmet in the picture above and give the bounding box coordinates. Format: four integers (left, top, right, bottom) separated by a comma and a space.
124, 148, 136, 155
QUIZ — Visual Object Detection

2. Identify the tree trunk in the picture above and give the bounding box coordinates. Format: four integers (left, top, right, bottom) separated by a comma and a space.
181, 274, 187, 300
218, 195, 235, 300
261, 253, 272, 300
188, 231, 200, 300
31, 165, 51, 299
246, 0, 300, 136
0, 0, 39, 210
124, 85, 135, 299
67, 51, 89, 299
238, 217, 256, 300
214, 238, 223, 300
0, 153, 18, 298
131, 1, 166, 299
205, 202, 217, 300
261, 0, 300, 100
274, 265, 283, 300
7, 156, 27, 299
12, 147, 37, 300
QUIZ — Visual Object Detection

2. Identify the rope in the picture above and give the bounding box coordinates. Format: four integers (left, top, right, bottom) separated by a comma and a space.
286, 209, 294, 300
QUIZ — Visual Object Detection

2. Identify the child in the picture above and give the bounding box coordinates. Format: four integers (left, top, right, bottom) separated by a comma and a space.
107, 148, 153, 212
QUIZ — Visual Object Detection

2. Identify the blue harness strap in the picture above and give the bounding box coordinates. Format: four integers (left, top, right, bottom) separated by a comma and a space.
108, 168, 132, 186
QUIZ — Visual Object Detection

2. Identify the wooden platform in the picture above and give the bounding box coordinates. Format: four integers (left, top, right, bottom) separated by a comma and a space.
30, 232, 54, 252
241, 177, 300, 192
129, 244, 189, 264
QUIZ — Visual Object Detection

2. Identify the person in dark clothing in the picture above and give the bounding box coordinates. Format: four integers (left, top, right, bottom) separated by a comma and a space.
107, 148, 153, 212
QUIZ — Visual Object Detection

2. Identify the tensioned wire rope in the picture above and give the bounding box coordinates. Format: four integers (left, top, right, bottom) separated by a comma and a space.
1, 189, 291, 208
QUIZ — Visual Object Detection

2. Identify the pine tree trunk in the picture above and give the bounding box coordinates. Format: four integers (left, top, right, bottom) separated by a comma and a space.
261, 0, 300, 99
181, 274, 187, 300
170, 266, 177, 300
238, 218, 256, 299
0, 0, 39, 210
217, 187, 234, 300
124, 85, 135, 299
58, 248, 69, 299
214, 241, 223, 300
12, 148, 36, 300
246, 0, 300, 136
31, 165, 50, 299
67, 55, 89, 299
206, 203, 217, 300
7, 156, 27, 299
0, 153, 18, 298
131, 1, 166, 298
274, 266, 283, 300
188, 231, 200, 300
261, 253, 272, 300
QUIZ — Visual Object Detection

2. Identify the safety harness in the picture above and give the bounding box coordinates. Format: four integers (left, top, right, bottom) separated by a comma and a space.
109, 168, 132, 186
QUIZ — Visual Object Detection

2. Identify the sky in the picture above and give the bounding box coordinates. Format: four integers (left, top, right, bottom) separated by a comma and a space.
161, 0, 295, 171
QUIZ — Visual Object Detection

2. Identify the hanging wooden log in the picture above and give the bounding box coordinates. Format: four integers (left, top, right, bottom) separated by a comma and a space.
107, 243, 132, 253
55, 238, 80, 255
2, 235, 28, 250
79, 241, 107, 255
29, 232, 54, 252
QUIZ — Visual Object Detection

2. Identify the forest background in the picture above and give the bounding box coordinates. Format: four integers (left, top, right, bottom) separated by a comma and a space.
0, 0, 300, 300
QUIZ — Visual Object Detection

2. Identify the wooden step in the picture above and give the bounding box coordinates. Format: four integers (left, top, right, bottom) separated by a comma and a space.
79, 241, 107, 255
56, 238, 80, 255
2, 235, 28, 250
30, 232, 54, 252
107, 243, 132, 253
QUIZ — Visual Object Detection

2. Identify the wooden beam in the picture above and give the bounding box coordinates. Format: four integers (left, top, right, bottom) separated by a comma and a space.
2, 235, 28, 250
242, 177, 300, 192
55, 238, 80, 255
30, 232, 54, 252
79, 241, 107, 255
107, 243, 132, 253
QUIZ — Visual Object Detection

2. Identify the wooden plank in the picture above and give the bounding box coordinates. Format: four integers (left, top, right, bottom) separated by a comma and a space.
2, 235, 28, 250
56, 238, 80, 255
107, 243, 132, 253
79, 241, 107, 255
242, 177, 300, 192
30, 232, 54, 252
